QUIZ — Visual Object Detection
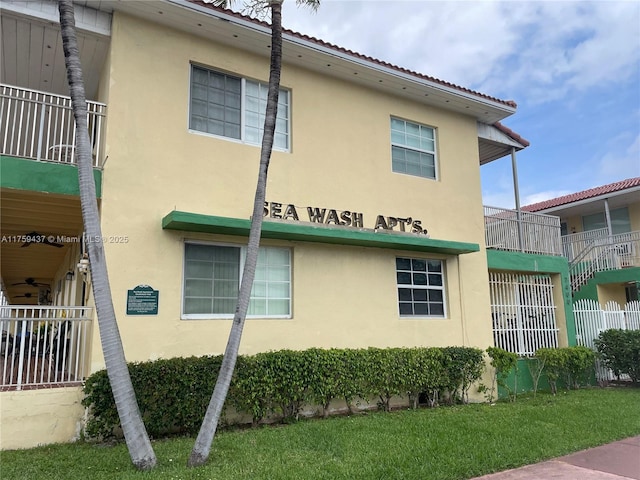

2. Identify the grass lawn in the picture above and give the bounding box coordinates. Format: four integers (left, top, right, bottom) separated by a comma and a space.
2, 388, 639, 480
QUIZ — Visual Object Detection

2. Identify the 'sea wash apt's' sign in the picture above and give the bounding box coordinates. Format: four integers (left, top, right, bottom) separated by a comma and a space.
263, 201, 429, 235
126, 285, 159, 315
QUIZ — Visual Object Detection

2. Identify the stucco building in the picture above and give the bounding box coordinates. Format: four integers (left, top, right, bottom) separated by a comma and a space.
1, 0, 577, 449
523, 177, 640, 305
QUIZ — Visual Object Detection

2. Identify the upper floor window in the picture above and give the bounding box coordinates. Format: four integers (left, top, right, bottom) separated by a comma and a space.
582, 207, 631, 235
391, 117, 437, 179
183, 242, 291, 319
190, 65, 290, 150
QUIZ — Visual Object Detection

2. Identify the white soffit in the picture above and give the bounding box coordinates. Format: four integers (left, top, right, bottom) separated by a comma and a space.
2, 0, 111, 36
98, 0, 517, 123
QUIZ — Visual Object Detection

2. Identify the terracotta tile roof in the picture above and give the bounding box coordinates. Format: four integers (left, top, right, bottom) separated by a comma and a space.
188, 0, 518, 108
493, 121, 530, 147
522, 177, 640, 212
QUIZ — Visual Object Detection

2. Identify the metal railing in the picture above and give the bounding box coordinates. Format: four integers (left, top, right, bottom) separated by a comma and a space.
1, 84, 106, 167
1, 306, 93, 390
484, 205, 562, 256
562, 228, 609, 262
569, 231, 640, 291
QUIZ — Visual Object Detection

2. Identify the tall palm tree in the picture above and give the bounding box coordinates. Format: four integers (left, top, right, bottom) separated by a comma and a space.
57, 0, 156, 471
188, 0, 319, 467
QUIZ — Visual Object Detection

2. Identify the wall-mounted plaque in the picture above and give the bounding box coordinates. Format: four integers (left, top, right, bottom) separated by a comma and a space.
126, 285, 159, 315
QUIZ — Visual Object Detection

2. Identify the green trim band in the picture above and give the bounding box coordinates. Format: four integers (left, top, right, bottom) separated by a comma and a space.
162, 211, 480, 255
487, 249, 568, 273
573, 267, 640, 302
0, 155, 102, 197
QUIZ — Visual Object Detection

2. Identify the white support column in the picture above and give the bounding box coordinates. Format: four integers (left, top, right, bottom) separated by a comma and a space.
604, 198, 613, 237
511, 147, 524, 252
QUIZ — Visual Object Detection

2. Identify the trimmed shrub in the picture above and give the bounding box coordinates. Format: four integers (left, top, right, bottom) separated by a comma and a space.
535, 346, 596, 394
440, 347, 485, 404
82, 355, 222, 439
534, 348, 565, 395
595, 329, 640, 384
403, 347, 445, 409
82, 346, 487, 440
486, 346, 518, 402
564, 346, 596, 388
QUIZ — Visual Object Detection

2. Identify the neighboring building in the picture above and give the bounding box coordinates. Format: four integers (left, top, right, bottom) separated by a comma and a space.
523, 177, 640, 305
0, 0, 573, 449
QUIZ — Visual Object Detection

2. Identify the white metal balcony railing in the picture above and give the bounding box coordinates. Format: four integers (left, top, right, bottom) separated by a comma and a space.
1, 84, 106, 167
562, 228, 609, 262
1, 306, 93, 390
569, 231, 640, 292
484, 205, 562, 256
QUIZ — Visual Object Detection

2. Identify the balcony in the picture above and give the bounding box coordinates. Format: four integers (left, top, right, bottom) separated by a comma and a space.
568, 231, 640, 291
484, 205, 562, 256
1, 306, 93, 390
1, 84, 106, 168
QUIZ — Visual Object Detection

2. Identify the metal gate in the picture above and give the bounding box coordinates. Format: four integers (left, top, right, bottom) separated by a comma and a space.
490, 272, 558, 356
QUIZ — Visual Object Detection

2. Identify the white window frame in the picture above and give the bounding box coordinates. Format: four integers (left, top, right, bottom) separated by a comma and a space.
182, 241, 292, 320
390, 116, 438, 180
188, 64, 290, 152
396, 257, 447, 318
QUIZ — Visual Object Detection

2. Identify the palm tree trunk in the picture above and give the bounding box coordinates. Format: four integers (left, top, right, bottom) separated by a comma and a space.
187, 0, 284, 468
57, 0, 156, 470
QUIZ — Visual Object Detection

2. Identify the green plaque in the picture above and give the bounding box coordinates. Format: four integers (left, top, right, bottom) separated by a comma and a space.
126, 285, 159, 315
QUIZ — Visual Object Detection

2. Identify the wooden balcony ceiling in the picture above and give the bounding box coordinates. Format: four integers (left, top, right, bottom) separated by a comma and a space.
0, 3, 109, 99
1, 188, 84, 304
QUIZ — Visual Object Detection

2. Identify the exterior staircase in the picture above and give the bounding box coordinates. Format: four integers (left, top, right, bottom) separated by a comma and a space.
567, 231, 640, 293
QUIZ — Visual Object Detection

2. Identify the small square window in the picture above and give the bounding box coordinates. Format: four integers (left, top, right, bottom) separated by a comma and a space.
396, 257, 446, 317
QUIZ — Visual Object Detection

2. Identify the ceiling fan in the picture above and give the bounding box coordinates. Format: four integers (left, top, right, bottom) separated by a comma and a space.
14, 292, 35, 299
20, 231, 64, 248
12, 277, 50, 288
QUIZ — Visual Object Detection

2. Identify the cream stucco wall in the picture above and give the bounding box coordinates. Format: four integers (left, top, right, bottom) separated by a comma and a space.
596, 283, 628, 306
0, 388, 85, 450
629, 202, 640, 231
562, 199, 639, 234
88, 13, 493, 370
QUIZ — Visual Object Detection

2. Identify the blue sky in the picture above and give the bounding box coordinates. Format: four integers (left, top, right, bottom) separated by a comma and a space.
274, 0, 640, 208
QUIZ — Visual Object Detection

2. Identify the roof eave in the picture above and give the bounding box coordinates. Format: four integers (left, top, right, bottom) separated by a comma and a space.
527, 185, 640, 214
164, 0, 518, 122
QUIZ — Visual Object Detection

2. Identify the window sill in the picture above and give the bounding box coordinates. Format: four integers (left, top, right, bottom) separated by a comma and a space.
181, 315, 292, 320
187, 129, 290, 153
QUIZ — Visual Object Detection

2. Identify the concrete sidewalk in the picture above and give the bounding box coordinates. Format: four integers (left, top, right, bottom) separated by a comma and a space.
471, 436, 640, 480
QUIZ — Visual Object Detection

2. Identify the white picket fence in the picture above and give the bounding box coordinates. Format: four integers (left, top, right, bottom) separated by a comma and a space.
574, 299, 640, 382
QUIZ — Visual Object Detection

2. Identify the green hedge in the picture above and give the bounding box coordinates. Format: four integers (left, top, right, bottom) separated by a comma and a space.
534, 346, 595, 394
595, 329, 640, 383
82, 346, 484, 440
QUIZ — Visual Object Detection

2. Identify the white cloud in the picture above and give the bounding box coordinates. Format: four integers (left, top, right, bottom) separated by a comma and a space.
278, 1, 640, 206
598, 133, 640, 180
282, 1, 640, 105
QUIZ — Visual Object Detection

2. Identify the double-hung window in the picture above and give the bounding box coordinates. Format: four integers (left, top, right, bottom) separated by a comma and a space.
391, 117, 437, 179
396, 257, 446, 317
183, 243, 291, 319
190, 65, 290, 150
